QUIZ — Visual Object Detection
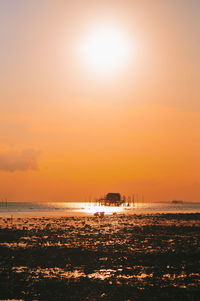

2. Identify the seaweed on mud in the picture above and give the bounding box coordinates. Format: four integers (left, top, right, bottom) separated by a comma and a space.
0, 213, 199, 300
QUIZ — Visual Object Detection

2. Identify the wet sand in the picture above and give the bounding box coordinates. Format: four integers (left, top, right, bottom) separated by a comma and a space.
0, 213, 200, 300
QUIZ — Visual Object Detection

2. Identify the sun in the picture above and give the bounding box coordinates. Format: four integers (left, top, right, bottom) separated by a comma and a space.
79, 24, 133, 76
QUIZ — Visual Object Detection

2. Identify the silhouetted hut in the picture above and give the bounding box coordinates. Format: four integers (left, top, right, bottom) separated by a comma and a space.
99, 193, 124, 206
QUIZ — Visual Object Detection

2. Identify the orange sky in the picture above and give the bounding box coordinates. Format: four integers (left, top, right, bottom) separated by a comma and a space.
0, 0, 200, 202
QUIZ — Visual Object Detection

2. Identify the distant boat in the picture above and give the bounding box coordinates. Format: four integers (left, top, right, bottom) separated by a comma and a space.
171, 200, 183, 204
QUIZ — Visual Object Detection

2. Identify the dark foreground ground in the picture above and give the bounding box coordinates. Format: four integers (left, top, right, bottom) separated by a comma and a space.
0, 213, 199, 301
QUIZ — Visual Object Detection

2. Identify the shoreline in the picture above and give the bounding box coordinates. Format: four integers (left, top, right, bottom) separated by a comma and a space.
1, 209, 200, 218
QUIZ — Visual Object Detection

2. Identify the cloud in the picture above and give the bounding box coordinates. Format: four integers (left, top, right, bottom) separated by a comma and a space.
0, 149, 40, 172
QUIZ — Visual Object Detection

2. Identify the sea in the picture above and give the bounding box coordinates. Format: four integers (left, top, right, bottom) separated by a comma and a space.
0, 201, 200, 217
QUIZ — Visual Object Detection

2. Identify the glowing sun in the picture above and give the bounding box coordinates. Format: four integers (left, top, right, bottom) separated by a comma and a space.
79, 24, 133, 76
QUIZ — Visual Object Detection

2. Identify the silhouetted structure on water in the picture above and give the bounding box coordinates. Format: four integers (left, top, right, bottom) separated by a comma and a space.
171, 200, 183, 204
98, 193, 125, 206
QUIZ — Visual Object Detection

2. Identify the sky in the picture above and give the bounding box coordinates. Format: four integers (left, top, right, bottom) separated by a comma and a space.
0, 0, 200, 202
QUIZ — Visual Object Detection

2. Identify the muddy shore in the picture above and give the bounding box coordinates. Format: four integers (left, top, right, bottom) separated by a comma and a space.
0, 213, 199, 300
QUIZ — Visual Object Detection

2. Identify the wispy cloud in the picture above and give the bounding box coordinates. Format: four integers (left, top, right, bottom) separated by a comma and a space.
0, 149, 40, 172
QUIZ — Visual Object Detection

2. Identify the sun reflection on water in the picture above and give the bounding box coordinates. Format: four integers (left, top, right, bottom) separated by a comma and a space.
80, 204, 125, 215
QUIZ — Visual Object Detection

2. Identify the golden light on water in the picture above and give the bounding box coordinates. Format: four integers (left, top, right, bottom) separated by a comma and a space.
81, 205, 124, 215
79, 23, 133, 76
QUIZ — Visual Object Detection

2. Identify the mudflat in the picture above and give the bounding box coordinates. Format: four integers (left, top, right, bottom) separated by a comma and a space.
0, 213, 199, 300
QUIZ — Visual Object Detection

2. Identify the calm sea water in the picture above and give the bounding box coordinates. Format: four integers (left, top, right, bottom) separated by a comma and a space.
0, 201, 200, 216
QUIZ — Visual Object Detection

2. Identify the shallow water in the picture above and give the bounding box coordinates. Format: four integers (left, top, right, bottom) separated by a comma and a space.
0, 201, 200, 217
